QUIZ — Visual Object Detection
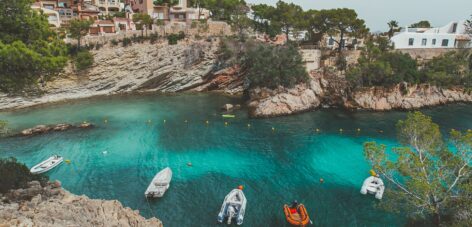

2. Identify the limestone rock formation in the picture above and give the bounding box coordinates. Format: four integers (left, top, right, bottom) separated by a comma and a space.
0, 181, 162, 227
18, 123, 93, 136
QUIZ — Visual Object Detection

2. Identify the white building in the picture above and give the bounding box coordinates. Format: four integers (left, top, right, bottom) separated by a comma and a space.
391, 21, 471, 49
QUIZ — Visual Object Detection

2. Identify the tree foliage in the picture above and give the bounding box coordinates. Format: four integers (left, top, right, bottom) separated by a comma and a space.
74, 50, 94, 71
465, 15, 472, 35
346, 37, 419, 87
420, 51, 472, 87
323, 8, 368, 52
0, 0, 67, 93
387, 20, 399, 39
364, 112, 472, 225
0, 157, 48, 194
69, 19, 93, 50
242, 42, 308, 89
203, 0, 247, 21
410, 20, 432, 28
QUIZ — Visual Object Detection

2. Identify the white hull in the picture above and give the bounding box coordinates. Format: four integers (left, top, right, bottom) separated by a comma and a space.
145, 167, 172, 198
360, 176, 385, 199
217, 189, 247, 225
30, 155, 63, 174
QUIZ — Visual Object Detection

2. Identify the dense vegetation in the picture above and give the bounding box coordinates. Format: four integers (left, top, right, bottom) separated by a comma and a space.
219, 38, 308, 89
0, 0, 67, 93
0, 157, 48, 194
364, 112, 472, 225
75, 50, 94, 71
347, 37, 472, 88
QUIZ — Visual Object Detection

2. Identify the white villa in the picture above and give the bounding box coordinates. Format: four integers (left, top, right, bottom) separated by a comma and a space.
391, 21, 471, 49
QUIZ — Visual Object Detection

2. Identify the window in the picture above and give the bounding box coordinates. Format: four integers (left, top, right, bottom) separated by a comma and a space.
452, 23, 458, 33
432, 39, 436, 45
441, 39, 449, 47
328, 38, 334, 45
408, 38, 414, 46
421, 38, 427, 46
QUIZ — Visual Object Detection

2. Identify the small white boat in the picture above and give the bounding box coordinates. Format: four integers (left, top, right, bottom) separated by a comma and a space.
360, 176, 385, 199
30, 155, 63, 174
145, 167, 172, 198
217, 189, 247, 225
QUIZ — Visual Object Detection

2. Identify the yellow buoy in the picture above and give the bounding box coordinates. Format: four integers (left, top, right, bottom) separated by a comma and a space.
147, 119, 152, 123
357, 128, 361, 132
163, 119, 166, 123
65, 160, 71, 164
104, 119, 108, 123
369, 169, 377, 176
184, 120, 188, 123
225, 122, 228, 126
247, 123, 251, 127
272, 127, 275, 131
339, 128, 343, 132
315, 128, 320, 132
206, 120, 209, 124
379, 130, 384, 133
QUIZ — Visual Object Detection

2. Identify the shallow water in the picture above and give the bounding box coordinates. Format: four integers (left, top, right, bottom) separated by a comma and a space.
1, 93, 471, 227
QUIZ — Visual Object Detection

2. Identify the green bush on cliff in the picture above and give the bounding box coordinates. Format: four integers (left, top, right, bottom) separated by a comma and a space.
242, 42, 308, 89
420, 51, 472, 87
74, 50, 94, 71
0, 157, 48, 193
0, 0, 67, 93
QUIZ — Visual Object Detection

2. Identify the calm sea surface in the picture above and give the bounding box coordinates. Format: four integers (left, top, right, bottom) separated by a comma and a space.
1, 93, 471, 227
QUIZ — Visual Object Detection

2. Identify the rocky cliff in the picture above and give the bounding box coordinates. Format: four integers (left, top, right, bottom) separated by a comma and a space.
0, 181, 162, 227
248, 73, 472, 117
0, 39, 242, 110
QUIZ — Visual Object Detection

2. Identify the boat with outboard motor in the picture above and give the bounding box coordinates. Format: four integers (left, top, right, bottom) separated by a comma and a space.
217, 187, 246, 225
145, 167, 172, 198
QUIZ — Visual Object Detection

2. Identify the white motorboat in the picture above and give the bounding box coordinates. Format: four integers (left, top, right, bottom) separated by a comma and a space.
145, 167, 172, 198
217, 189, 247, 225
30, 155, 63, 174
360, 176, 385, 199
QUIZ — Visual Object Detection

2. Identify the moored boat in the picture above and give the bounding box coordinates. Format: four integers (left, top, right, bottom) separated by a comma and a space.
217, 187, 246, 225
30, 155, 63, 174
360, 175, 385, 199
145, 167, 172, 198
283, 202, 311, 226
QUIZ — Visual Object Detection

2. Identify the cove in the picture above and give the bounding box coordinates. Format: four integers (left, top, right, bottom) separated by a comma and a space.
1, 93, 472, 227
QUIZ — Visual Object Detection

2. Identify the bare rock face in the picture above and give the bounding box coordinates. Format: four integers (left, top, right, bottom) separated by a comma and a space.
18, 123, 92, 136
0, 181, 163, 227
0, 40, 222, 110
346, 84, 472, 110
248, 79, 323, 118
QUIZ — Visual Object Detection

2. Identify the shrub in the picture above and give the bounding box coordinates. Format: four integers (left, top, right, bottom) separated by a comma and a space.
167, 33, 184, 45
420, 51, 472, 87
75, 50, 94, 71
0, 157, 48, 194
110, 39, 119, 46
122, 37, 132, 47
242, 42, 309, 89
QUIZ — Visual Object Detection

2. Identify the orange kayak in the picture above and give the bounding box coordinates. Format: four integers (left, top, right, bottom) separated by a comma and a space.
283, 204, 310, 226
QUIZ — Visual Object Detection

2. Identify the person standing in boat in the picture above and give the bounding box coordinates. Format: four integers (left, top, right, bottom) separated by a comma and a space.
290, 200, 299, 214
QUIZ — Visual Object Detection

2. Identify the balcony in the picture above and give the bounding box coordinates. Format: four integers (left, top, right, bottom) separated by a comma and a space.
96, 0, 120, 7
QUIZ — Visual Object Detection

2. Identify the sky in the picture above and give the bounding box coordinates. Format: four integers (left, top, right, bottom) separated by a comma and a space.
246, 0, 472, 32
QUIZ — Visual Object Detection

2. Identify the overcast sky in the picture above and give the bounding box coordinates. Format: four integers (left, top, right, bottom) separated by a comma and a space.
246, 0, 471, 32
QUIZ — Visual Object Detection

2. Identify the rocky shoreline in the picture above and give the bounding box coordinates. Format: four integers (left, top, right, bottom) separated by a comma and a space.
248, 73, 472, 117
0, 181, 162, 227
0, 41, 471, 118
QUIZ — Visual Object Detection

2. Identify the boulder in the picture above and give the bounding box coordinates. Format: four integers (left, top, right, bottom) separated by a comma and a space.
221, 104, 234, 111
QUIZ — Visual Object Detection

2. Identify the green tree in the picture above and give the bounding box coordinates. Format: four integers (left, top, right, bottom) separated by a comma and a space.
324, 8, 368, 52
410, 20, 431, 28
303, 9, 331, 45
229, 4, 251, 40
250, 4, 278, 37
272, 1, 304, 39
74, 50, 94, 71
387, 20, 399, 39
242, 42, 308, 89
204, 0, 246, 21
69, 19, 93, 50
0, 157, 48, 194
420, 51, 472, 87
133, 13, 153, 36
364, 112, 472, 225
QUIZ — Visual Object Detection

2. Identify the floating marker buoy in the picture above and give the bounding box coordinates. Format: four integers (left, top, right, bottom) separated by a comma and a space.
104, 119, 108, 123
102, 150, 108, 155
184, 120, 188, 123
272, 127, 275, 131
320, 178, 324, 183
225, 122, 228, 126
339, 128, 343, 132
379, 130, 384, 133
238, 185, 244, 190
357, 128, 361, 132
315, 128, 320, 132
187, 162, 192, 167
65, 160, 71, 164
369, 169, 377, 176
147, 119, 152, 123
247, 124, 251, 127
163, 119, 166, 123
206, 120, 209, 124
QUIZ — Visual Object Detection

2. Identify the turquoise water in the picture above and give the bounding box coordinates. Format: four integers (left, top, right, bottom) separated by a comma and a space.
1, 93, 471, 227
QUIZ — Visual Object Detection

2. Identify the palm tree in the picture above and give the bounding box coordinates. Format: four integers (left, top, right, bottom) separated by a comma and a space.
387, 20, 399, 39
